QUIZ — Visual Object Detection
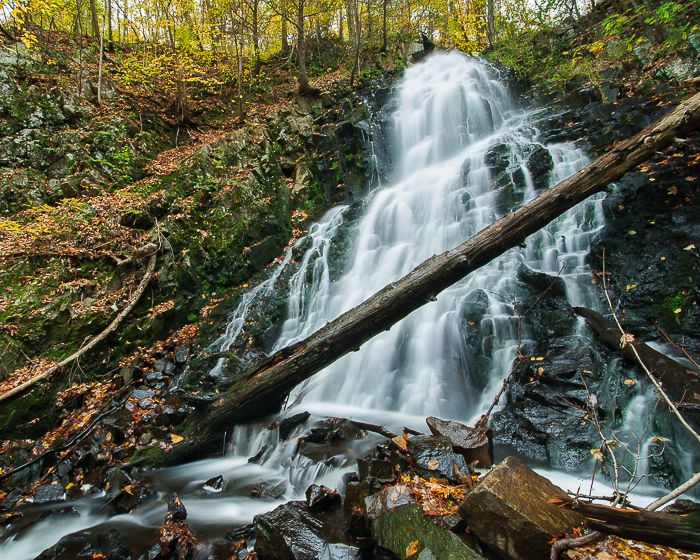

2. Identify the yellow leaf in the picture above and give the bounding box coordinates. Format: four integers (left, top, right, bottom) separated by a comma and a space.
625, 284, 637, 291
537, 367, 544, 376
590, 448, 604, 461
405, 540, 419, 557
171, 434, 184, 444
620, 333, 635, 347
673, 308, 682, 314
684, 244, 696, 251
624, 379, 636, 386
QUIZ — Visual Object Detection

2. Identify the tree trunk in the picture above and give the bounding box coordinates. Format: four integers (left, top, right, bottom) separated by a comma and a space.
574, 307, 700, 412
281, 1, 289, 52
486, 0, 495, 47
133, 92, 700, 469
89, 0, 100, 37
350, 0, 361, 86
559, 500, 700, 552
381, 0, 387, 52
296, 0, 311, 94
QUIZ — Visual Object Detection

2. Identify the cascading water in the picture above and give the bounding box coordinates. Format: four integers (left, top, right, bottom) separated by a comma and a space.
2, 52, 677, 560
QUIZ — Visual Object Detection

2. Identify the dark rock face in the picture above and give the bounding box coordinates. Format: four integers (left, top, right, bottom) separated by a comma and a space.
254, 501, 350, 560
405, 436, 469, 482
371, 504, 485, 560
426, 417, 492, 468
491, 337, 603, 470
460, 456, 583, 560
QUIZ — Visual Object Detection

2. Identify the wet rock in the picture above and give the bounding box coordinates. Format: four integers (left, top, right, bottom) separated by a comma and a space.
371, 504, 485, 560
278, 411, 311, 440
357, 452, 395, 493
254, 501, 343, 560
301, 418, 365, 444
1, 487, 24, 510
364, 485, 414, 520
426, 417, 492, 468
168, 493, 188, 521
524, 145, 553, 191
107, 481, 157, 515
321, 543, 360, 559
33, 483, 65, 504
460, 456, 583, 560
490, 337, 602, 470
406, 436, 469, 482
34, 534, 97, 560
96, 528, 131, 560
174, 346, 190, 364
203, 475, 226, 494
248, 444, 269, 464
306, 484, 341, 512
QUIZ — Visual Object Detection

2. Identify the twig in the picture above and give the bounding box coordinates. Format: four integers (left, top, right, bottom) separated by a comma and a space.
550, 530, 605, 560
601, 254, 700, 447
647, 471, 700, 511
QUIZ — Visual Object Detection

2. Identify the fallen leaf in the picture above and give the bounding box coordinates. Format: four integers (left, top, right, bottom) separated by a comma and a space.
624, 379, 636, 386
171, 434, 184, 444
405, 540, 419, 557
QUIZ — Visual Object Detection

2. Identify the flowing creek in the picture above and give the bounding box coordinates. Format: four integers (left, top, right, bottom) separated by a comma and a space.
2, 51, 681, 559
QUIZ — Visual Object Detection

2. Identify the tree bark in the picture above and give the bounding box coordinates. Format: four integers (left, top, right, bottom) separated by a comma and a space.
558, 500, 700, 552
89, 0, 100, 37
296, 0, 311, 93
574, 306, 700, 411
133, 92, 700, 469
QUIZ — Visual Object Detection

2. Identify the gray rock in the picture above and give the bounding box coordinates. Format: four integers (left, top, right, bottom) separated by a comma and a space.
33, 484, 65, 504
426, 417, 492, 468
406, 435, 469, 482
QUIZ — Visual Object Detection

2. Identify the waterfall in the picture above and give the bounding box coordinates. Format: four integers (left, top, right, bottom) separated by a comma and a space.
1, 52, 667, 560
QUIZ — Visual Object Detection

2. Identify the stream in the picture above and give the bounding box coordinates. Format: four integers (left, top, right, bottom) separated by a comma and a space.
1, 51, 680, 559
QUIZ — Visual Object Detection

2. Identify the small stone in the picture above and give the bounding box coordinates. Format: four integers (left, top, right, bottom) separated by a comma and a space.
168, 493, 188, 521
174, 346, 190, 364
203, 475, 226, 493
305, 484, 341, 511
33, 484, 65, 504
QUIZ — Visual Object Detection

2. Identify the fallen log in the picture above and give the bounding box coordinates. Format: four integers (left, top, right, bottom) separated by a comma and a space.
573, 306, 700, 410
133, 91, 700, 469
557, 499, 700, 552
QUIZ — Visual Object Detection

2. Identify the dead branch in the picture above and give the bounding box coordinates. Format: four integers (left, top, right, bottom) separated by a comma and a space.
0, 253, 157, 405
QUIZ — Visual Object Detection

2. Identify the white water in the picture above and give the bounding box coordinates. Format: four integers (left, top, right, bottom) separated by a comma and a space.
3, 52, 670, 559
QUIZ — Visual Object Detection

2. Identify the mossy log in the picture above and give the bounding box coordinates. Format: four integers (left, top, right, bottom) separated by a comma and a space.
133, 92, 700, 469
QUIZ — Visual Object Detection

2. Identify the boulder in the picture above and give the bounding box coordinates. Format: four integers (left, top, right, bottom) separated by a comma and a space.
460, 456, 583, 560
426, 417, 493, 468
254, 501, 350, 560
406, 436, 469, 482
371, 504, 485, 560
